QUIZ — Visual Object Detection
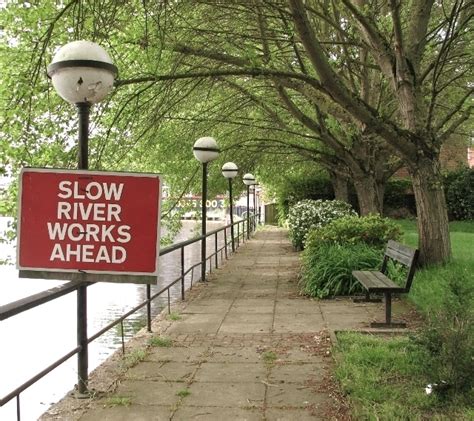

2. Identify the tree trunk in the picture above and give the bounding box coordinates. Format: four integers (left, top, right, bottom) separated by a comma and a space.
353, 176, 384, 215
409, 158, 451, 265
329, 171, 349, 203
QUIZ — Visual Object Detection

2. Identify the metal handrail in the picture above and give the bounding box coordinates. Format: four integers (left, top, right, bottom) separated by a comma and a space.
0, 215, 259, 419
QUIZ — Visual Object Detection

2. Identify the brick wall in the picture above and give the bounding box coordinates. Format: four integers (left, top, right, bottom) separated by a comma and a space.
394, 135, 469, 178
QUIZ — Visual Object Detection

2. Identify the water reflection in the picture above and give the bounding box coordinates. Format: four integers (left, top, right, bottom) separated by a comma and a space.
0, 219, 225, 421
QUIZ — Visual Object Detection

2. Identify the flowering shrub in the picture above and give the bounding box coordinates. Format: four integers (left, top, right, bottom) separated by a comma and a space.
287, 199, 356, 249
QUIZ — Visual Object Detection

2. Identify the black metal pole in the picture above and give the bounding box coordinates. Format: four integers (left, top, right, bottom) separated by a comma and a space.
253, 186, 257, 231
201, 162, 208, 281
246, 185, 250, 239
229, 178, 235, 252
76, 102, 90, 395
146, 284, 152, 333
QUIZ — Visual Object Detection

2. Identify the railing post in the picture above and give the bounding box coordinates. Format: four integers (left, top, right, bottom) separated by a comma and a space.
120, 320, 125, 354
146, 284, 152, 333
215, 231, 218, 268
237, 222, 240, 247
224, 227, 228, 259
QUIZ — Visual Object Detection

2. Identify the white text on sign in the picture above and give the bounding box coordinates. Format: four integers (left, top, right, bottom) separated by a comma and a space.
48, 181, 131, 264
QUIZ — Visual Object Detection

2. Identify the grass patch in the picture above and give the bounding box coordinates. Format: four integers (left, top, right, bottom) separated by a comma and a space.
107, 396, 132, 407
122, 349, 147, 369
176, 388, 191, 398
335, 332, 470, 419
148, 336, 173, 347
395, 219, 474, 315
167, 312, 182, 321
262, 351, 278, 365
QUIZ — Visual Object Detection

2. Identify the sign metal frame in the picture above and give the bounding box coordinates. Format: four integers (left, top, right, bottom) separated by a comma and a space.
17, 167, 162, 284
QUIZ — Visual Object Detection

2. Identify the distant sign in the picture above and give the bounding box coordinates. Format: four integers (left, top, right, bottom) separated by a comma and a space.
17, 168, 161, 283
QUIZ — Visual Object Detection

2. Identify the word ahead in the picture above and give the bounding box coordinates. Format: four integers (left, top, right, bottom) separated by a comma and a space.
17, 168, 161, 282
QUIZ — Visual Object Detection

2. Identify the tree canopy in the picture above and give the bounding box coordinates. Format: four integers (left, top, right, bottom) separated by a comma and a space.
0, 0, 472, 264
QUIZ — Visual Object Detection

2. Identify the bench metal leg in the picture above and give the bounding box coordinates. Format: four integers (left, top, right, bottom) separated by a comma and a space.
370, 292, 406, 328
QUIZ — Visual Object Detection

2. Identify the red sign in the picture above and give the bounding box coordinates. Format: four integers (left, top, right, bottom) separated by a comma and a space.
17, 168, 161, 280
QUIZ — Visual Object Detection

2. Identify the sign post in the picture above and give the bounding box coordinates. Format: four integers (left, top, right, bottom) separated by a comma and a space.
17, 168, 161, 284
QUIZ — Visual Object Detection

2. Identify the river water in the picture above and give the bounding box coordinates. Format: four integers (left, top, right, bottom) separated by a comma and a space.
0, 218, 226, 421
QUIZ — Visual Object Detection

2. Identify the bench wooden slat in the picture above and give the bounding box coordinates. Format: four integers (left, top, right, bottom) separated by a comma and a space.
353, 270, 404, 293
385, 240, 417, 266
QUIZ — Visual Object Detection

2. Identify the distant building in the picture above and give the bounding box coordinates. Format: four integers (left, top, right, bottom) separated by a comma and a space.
468, 146, 474, 168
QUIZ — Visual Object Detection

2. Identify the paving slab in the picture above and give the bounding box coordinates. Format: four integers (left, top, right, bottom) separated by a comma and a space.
266, 383, 328, 408
124, 361, 198, 382
180, 382, 265, 408
172, 406, 263, 420
194, 362, 267, 383
113, 380, 183, 406
146, 346, 209, 363
79, 405, 174, 421
265, 408, 326, 420
205, 346, 265, 363
268, 363, 326, 384
273, 313, 326, 333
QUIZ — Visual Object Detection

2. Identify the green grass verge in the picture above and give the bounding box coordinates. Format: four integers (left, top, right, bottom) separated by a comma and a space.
334, 220, 474, 419
335, 332, 471, 420
398, 220, 474, 315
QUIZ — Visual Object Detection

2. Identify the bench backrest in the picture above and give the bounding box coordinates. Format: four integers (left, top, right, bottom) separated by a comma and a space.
381, 240, 419, 292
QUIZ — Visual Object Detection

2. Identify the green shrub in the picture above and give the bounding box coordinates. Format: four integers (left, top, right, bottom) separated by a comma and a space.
384, 178, 416, 217
288, 199, 356, 249
306, 214, 402, 249
444, 167, 474, 220
300, 242, 382, 298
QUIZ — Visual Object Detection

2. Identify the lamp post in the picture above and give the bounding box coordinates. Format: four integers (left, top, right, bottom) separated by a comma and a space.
222, 162, 238, 252
243, 173, 255, 239
255, 184, 262, 225
47, 40, 117, 395
253, 184, 258, 228
193, 137, 219, 282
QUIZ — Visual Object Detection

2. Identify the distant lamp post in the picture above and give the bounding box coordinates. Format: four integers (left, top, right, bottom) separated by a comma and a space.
47, 40, 117, 395
193, 137, 219, 282
243, 173, 255, 239
255, 184, 262, 224
253, 184, 259, 226
222, 162, 238, 252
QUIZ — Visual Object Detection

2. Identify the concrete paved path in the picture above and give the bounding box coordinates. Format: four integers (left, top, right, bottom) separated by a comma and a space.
43, 227, 395, 420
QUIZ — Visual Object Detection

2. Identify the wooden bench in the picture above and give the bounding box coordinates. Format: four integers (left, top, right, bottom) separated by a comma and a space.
352, 240, 419, 328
